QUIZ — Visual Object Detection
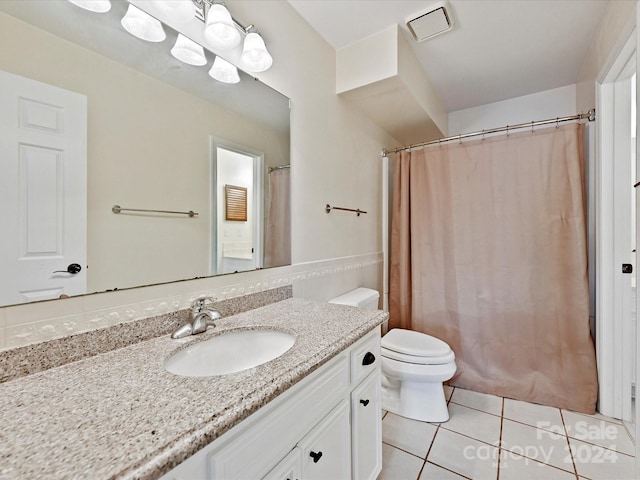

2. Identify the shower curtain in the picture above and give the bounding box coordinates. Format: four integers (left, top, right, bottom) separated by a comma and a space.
264, 168, 291, 268
389, 123, 598, 413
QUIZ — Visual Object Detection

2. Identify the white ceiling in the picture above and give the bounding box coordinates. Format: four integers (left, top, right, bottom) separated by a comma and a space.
288, 0, 610, 113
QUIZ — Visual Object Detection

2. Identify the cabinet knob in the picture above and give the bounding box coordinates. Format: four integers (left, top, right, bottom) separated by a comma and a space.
360, 399, 370, 407
309, 451, 323, 463
362, 351, 376, 366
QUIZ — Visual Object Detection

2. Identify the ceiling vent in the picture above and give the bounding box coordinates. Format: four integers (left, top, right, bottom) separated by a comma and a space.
406, 2, 453, 42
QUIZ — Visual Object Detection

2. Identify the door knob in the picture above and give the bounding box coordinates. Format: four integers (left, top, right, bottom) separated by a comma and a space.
53, 263, 82, 274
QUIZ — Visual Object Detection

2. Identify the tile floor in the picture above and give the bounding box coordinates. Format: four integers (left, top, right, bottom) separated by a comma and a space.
379, 386, 637, 480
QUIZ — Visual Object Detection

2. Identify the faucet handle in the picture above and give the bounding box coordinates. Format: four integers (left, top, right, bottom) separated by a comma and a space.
191, 296, 215, 312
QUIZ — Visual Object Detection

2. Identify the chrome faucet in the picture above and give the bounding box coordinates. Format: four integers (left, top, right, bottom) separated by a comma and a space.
171, 296, 222, 339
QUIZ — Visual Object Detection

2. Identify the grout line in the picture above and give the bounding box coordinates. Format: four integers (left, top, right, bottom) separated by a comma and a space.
381, 441, 427, 461
438, 425, 501, 449
503, 416, 568, 436
449, 400, 503, 419
560, 409, 579, 478
497, 397, 504, 480
564, 409, 624, 426
425, 460, 473, 479
500, 448, 580, 477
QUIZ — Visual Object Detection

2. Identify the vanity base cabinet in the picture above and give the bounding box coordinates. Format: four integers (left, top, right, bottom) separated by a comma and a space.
161, 327, 381, 480
351, 371, 382, 480
298, 400, 351, 480
262, 447, 302, 480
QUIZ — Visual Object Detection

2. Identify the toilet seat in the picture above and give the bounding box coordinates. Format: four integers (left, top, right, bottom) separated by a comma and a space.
381, 347, 455, 365
381, 329, 454, 365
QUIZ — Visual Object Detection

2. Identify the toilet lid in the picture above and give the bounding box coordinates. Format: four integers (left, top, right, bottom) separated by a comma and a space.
382, 328, 452, 358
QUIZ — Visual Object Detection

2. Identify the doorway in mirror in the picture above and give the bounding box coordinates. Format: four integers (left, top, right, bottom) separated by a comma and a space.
211, 139, 264, 275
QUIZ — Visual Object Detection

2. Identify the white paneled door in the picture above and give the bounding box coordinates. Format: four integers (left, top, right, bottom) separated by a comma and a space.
0, 70, 87, 306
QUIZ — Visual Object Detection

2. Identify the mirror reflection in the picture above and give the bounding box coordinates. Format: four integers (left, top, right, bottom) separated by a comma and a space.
0, 0, 291, 308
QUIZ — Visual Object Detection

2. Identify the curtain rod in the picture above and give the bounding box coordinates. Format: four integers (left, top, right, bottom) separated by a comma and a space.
381, 109, 596, 156
268, 164, 290, 173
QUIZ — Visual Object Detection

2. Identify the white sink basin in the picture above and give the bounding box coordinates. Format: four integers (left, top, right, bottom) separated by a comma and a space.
165, 329, 296, 377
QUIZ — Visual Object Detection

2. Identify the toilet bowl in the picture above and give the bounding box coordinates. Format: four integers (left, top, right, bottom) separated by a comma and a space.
381, 328, 456, 422
328, 288, 456, 423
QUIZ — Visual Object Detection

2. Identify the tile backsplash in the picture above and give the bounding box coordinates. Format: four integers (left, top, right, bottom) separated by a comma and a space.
0, 252, 383, 351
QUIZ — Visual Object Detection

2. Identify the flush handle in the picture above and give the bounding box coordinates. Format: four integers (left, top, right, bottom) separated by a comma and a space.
622, 264, 633, 274
309, 451, 323, 463
362, 352, 376, 366
360, 399, 370, 407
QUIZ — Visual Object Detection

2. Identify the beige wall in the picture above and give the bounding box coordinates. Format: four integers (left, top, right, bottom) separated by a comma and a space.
576, 0, 636, 111
0, 0, 396, 348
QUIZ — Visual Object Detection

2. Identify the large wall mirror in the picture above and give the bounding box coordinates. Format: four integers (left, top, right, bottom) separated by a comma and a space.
0, 0, 291, 308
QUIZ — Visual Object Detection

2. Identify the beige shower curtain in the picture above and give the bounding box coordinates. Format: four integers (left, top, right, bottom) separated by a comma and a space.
389, 123, 598, 413
264, 168, 291, 268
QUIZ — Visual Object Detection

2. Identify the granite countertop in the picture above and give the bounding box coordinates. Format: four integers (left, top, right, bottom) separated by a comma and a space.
0, 298, 386, 480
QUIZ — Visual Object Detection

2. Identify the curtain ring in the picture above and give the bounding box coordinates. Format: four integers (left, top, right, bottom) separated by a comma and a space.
531, 121, 534, 133
556, 117, 559, 128
506, 125, 510, 136
458, 134, 462, 144
482, 129, 485, 140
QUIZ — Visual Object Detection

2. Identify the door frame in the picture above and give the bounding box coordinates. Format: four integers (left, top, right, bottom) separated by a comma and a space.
209, 136, 265, 275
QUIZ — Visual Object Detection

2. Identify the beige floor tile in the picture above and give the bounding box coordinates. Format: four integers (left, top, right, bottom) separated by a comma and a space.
503, 398, 563, 432
382, 412, 438, 458
562, 410, 635, 456
441, 403, 502, 445
500, 419, 574, 473
419, 461, 467, 479
563, 408, 624, 425
569, 438, 636, 480
450, 388, 503, 416
378, 443, 424, 480
427, 428, 499, 480
499, 450, 577, 480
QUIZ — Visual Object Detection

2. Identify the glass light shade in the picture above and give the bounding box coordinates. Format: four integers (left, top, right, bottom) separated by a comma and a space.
203, 4, 241, 51
68, 0, 111, 13
171, 34, 207, 66
121, 5, 166, 43
208, 57, 240, 84
241, 32, 273, 73
150, 0, 196, 24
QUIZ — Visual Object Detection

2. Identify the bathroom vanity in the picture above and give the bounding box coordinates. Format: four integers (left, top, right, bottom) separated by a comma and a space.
0, 297, 386, 479
163, 327, 381, 479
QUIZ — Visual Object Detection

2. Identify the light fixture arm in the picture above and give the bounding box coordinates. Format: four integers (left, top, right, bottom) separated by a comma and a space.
193, 0, 259, 35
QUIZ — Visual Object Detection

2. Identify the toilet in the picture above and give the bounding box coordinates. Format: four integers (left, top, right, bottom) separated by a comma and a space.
328, 288, 456, 423
380, 328, 456, 422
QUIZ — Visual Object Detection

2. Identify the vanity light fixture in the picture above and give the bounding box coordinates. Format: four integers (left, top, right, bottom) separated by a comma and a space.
171, 34, 207, 65
208, 56, 240, 84
121, 4, 167, 43
67, 0, 111, 13
204, 3, 241, 51
150, 0, 197, 24
241, 31, 273, 73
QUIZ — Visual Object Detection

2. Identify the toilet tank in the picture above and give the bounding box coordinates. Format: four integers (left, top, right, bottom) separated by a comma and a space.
328, 288, 380, 310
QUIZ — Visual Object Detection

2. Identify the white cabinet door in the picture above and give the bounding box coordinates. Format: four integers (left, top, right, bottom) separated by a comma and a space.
262, 447, 302, 480
298, 400, 351, 480
351, 371, 382, 480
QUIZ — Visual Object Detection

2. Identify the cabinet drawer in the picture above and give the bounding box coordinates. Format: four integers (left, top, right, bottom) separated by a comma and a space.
350, 328, 381, 386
